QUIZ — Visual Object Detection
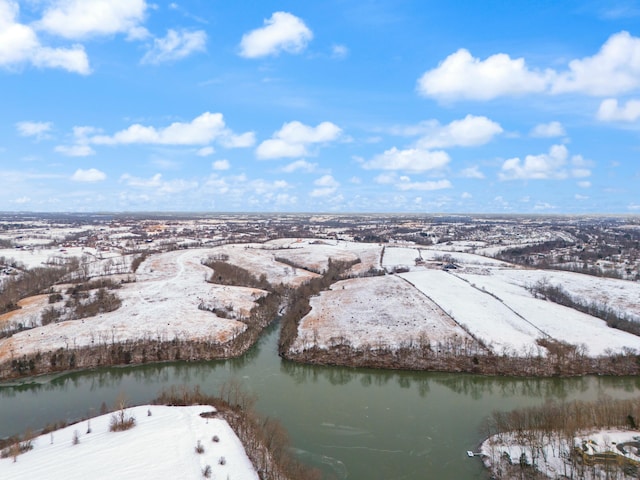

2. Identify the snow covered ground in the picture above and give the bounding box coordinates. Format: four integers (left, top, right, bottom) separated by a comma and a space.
0, 249, 264, 362
294, 243, 640, 358
402, 270, 545, 355
291, 275, 471, 352
491, 268, 640, 322
482, 428, 640, 480
0, 405, 258, 480
265, 238, 382, 276
457, 271, 640, 356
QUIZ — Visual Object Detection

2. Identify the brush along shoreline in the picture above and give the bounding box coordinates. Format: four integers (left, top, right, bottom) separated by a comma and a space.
3, 240, 640, 380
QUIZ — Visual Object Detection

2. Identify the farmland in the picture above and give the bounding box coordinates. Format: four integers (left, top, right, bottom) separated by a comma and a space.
0, 213, 639, 378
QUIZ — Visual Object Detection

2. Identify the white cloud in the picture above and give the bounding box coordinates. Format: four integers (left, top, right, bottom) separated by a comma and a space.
499, 144, 592, 181
374, 172, 452, 191
417, 48, 551, 100
500, 144, 568, 180
363, 147, 450, 172
88, 112, 252, 147
552, 31, 640, 96
416, 115, 503, 149
120, 173, 162, 188
256, 121, 342, 159
54, 144, 95, 156
530, 121, 566, 138
36, 0, 148, 40
460, 165, 485, 179
256, 139, 306, 159
71, 168, 106, 182
218, 132, 256, 148
578, 180, 592, 188
196, 146, 215, 157
120, 173, 196, 194
597, 98, 640, 122
141, 29, 207, 64
239, 12, 312, 58
418, 31, 640, 101
212, 159, 230, 171
533, 202, 556, 211
331, 44, 348, 59
16, 121, 52, 139
461, 192, 472, 199
396, 179, 452, 191
0, 0, 90, 74
281, 159, 317, 173
310, 174, 339, 197
575, 194, 589, 200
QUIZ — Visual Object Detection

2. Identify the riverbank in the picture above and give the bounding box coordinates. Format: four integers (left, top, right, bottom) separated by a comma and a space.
0, 405, 260, 480
284, 342, 640, 377
480, 397, 640, 479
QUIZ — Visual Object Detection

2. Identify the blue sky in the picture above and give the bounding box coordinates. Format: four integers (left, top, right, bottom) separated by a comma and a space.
1, 0, 640, 213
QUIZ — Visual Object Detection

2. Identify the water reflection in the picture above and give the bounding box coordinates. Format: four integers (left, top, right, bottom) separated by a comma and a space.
2, 326, 640, 480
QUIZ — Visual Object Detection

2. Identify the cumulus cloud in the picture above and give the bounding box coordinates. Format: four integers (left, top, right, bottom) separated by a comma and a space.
281, 159, 317, 173
530, 121, 566, 138
239, 11, 312, 58
418, 31, 640, 101
331, 44, 348, 59
499, 144, 593, 180
417, 48, 551, 100
460, 165, 485, 179
597, 98, 640, 122
362, 147, 450, 172
256, 121, 342, 159
54, 144, 95, 156
310, 174, 339, 197
196, 146, 215, 157
212, 159, 230, 171
395, 179, 452, 191
551, 31, 640, 96
0, 0, 90, 74
71, 168, 106, 182
374, 172, 451, 191
85, 112, 253, 148
120, 173, 196, 194
218, 132, 256, 148
416, 115, 503, 149
141, 29, 207, 64
36, 0, 148, 40
16, 121, 52, 139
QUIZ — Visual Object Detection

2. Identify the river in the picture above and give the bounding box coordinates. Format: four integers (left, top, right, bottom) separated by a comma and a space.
2, 324, 640, 479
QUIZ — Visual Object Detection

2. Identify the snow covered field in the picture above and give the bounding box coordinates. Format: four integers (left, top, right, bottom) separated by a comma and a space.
0, 405, 258, 480
0, 249, 263, 362
457, 271, 640, 356
265, 238, 382, 276
491, 268, 640, 322
291, 275, 471, 352
293, 242, 640, 359
402, 270, 545, 354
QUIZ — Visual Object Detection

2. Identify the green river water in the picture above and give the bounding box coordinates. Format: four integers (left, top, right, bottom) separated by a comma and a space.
2, 324, 640, 479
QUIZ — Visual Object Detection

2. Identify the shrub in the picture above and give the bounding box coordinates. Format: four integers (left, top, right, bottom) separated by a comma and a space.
218, 456, 226, 465
195, 440, 205, 454
72, 430, 80, 445
202, 465, 212, 478
48, 292, 63, 303
212, 435, 219, 443
109, 409, 136, 432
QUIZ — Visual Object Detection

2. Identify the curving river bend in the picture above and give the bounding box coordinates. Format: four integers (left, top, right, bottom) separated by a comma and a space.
2, 324, 640, 479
